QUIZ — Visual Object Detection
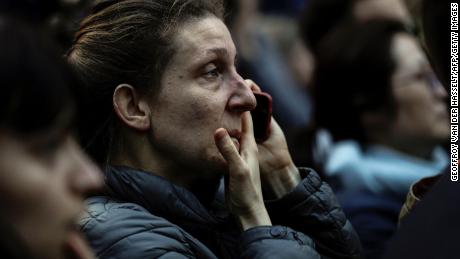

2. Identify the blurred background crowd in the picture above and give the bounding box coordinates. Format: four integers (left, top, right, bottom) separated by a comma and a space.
0, 0, 456, 258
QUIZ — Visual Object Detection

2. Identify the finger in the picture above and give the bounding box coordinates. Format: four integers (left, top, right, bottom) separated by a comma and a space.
269, 116, 279, 131
240, 111, 255, 144
240, 112, 258, 163
214, 128, 243, 166
245, 79, 262, 93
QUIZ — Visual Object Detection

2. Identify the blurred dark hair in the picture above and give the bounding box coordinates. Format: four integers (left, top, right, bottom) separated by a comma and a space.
299, 0, 353, 54
0, 16, 77, 136
67, 0, 224, 165
0, 0, 94, 53
313, 19, 407, 144
421, 0, 451, 89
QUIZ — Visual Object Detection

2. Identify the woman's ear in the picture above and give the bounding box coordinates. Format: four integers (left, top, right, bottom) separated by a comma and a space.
113, 84, 151, 131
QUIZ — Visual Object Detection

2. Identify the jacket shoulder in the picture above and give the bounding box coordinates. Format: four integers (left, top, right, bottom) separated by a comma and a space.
266, 168, 363, 258
81, 196, 216, 259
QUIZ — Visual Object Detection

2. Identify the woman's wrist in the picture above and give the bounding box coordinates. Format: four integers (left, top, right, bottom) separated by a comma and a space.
263, 163, 301, 199
237, 207, 272, 231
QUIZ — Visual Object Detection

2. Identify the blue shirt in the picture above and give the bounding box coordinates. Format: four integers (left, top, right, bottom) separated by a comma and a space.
324, 140, 448, 200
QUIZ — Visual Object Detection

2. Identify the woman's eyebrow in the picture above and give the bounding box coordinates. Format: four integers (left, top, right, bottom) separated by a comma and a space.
206, 47, 229, 58
189, 48, 237, 69
205, 47, 238, 64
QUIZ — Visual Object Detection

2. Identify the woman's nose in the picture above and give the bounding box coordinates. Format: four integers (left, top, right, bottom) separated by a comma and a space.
227, 74, 257, 112
433, 79, 448, 99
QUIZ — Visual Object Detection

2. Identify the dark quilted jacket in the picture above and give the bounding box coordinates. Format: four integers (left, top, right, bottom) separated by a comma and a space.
81, 166, 362, 258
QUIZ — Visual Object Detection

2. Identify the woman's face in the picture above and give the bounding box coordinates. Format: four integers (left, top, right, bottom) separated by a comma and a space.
0, 130, 102, 259
147, 16, 256, 177
389, 33, 449, 145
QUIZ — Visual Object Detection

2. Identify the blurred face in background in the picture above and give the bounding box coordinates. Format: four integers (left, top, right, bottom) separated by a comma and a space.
288, 38, 316, 88
0, 130, 102, 259
388, 33, 449, 148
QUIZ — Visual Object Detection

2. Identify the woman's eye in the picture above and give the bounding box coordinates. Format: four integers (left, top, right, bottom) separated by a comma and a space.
33, 139, 61, 165
202, 64, 222, 79
41, 139, 61, 155
29, 135, 66, 165
205, 68, 219, 77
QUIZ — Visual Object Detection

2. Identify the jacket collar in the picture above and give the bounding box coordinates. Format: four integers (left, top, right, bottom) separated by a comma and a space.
104, 165, 228, 226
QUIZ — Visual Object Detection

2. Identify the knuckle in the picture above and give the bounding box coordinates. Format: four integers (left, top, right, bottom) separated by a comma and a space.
221, 141, 235, 156
240, 164, 251, 175
233, 165, 250, 180
242, 145, 258, 157
223, 144, 233, 154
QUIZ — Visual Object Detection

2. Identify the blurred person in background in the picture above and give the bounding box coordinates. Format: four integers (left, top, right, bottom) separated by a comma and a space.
312, 19, 449, 258
0, 0, 93, 53
301, 0, 413, 56
0, 16, 102, 259
67, 0, 362, 258
384, 1, 457, 258
295, 0, 415, 174
257, 16, 315, 90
